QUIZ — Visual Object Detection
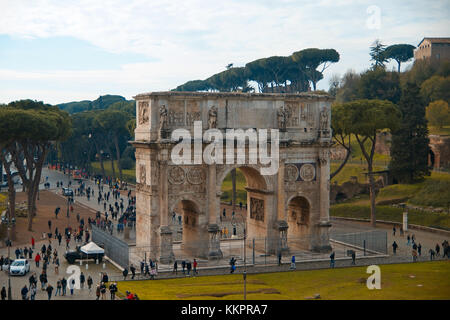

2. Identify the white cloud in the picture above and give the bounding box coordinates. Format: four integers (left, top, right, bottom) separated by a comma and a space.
0, 0, 448, 103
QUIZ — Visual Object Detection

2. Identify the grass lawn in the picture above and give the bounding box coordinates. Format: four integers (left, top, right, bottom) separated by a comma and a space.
91, 161, 136, 183
221, 168, 248, 205
330, 204, 450, 229
331, 162, 386, 185
429, 125, 450, 136
331, 171, 450, 230
116, 261, 450, 300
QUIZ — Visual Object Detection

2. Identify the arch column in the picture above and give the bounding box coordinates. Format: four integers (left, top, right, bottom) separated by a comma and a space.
313, 150, 332, 252
159, 157, 175, 263
208, 164, 222, 259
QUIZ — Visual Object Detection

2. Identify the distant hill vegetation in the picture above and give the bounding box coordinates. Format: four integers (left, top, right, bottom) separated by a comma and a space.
57, 94, 135, 115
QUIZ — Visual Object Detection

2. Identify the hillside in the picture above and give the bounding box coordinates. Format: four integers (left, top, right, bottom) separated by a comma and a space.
57, 94, 131, 114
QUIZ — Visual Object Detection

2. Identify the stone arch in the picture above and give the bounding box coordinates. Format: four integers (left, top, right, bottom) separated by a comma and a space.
171, 198, 209, 258
216, 164, 272, 194
429, 149, 436, 168
285, 195, 313, 242
216, 164, 275, 244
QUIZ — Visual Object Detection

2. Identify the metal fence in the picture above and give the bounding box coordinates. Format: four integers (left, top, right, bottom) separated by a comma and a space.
330, 230, 388, 254
92, 224, 130, 268
123, 230, 388, 272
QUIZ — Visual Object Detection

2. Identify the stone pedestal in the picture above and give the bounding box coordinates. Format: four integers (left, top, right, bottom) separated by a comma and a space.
403, 212, 408, 232
207, 224, 223, 260
276, 220, 289, 254
159, 226, 175, 264
311, 221, 332, 253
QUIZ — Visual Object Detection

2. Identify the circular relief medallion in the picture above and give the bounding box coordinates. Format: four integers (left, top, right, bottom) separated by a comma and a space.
299, 164, 315, 182
168, 166, 185, 185
187, 167, 205, 185
284, 164, 299, 182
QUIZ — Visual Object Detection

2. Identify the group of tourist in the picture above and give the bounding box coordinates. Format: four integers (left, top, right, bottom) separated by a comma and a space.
391, 226, 449, 262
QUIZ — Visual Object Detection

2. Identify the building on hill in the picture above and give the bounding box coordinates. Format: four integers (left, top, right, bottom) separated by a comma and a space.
414, 37, 450, 61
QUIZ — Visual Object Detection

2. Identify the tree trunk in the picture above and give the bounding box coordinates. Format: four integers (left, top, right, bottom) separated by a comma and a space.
4, 162, 16, 240
368, 166, 377, 227
107, 144, 116, 179
94, 140, 106, 179
114, 134, 123, 181
231, 168, 236, 211
330, 147, 351, 179
27, 186, 33, 231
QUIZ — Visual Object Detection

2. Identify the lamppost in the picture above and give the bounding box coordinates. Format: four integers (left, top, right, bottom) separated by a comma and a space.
232, 211, 247, 300
3, 202, 16, 300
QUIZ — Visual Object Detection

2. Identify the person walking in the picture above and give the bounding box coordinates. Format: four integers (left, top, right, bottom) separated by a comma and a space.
80, 272, 85, 289
392, 241, 398, 255
100, 282, 107, 300
40, 271, 47, 290
46, 283, 54, 300
144, 263, 150, 277
436, 244, 441, 257
351, 251, 356, 265
173, 260, 178, 275
31, 236, 35, 249
278, 252, 282, 266
130, 264, 136, 280
122, 267, 128, 280
193, 259, 198, 276
229, 257, 236, 274
181, 260, 186, 274
418, 243, 422, 256
30, 283, 37, 300
109, 282, 117, 300
61, 277, 67, 296
290, 255, 296, 270
69, 279, 75, 296
429, 249, 435, 261
54, 257, 60, 274
392, 226, 396, 236
95, 284, 100, 300
407, 235, 410, 246
87, 276, 93, 292
330, 251, 335, 268
55, 279, 62, 296
412, 248, 418, 262
21, 285, 29, 300
186, 261, 192, 276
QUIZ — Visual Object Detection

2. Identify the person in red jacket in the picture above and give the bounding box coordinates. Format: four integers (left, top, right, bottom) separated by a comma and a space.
31, 237, 35, 249
193, 259, 198, 275
34, 253, 41, 267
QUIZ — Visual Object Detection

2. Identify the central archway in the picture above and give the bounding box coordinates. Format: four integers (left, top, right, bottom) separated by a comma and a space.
171, 198, 209, 259
217, 165, 272, 247
287, 195, 312, 250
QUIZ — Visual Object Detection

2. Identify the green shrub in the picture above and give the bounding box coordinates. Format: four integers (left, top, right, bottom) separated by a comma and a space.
119, 157, 134, 170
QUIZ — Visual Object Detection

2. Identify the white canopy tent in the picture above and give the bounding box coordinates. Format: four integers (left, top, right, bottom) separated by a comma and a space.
80, 241, 104, 254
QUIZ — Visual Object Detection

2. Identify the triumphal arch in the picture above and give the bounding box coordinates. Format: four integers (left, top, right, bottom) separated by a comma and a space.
132, 91, 333, 263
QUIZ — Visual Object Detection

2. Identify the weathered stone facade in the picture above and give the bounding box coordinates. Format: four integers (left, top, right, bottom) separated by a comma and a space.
132, 92, 333, 262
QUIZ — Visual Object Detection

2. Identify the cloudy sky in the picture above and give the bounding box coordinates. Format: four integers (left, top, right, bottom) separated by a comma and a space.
0, 0, 448, 104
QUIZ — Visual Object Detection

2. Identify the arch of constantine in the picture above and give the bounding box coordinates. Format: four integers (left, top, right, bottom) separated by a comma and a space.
132, 91, 333, 263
